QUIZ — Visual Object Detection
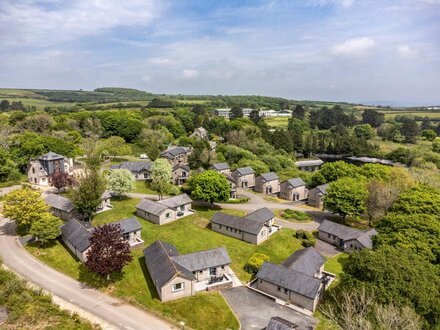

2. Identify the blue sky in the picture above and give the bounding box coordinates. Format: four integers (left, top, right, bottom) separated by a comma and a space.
0, 0, 439, 105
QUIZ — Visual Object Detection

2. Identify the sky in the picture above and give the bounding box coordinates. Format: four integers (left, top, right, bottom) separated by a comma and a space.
0, 0, 439, 105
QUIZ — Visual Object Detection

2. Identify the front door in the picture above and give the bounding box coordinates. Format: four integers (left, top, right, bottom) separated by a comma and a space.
209, 267, 217, 276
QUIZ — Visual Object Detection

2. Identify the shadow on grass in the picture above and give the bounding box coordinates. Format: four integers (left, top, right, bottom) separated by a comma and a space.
138, 256, 160, 300
78, 264, 125, 289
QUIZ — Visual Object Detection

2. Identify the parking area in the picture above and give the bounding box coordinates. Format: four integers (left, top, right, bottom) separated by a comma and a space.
315, 238, 340, 257
222, 287, 317, 330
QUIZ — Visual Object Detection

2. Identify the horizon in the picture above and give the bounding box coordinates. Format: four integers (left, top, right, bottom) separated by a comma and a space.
1, 1, 439, 106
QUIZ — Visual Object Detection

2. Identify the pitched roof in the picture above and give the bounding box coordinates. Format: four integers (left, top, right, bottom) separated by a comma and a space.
171, 247, 231, 272
266, 317, 298, 330
210, 162, 230, 171
313, 184, 329, 194
294, 160, 324, 167
115, 216, 142, 234
38, 151, 65, 160
211, 212, 265, 235
29, 160, 48, 176
282, 247, 326, 277
233, 166, 255, 176
258, 172, 279, 182
256, 262, 322, 299
101, 191, 112, 199
44, 193, 74, 213
318, 220, 361, 239
110, 161, 151, 173
136, 199, 169, 216
143, 240, 195, 290
283, 178, 306, 188
172, 163, 190, 171
345, 228, 378, 248
61, 220, 91, 253
160, 146, 189, 159
158, 194, 192, 209
224, 173, 236, 183
244, 207, 274, 223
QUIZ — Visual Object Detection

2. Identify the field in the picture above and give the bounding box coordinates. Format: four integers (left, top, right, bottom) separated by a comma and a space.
26, 198, 303, 330
264, 116, 289, 128
381, 111, 440, 120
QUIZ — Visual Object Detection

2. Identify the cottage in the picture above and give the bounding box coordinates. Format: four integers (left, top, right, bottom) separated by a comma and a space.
116, 216, 144, 247
160, 146, 190, 166
190, 127, 208, 140
136, 194, 193, 225
211, 208, 279, 245
307, 184, 329, 209
231, 166, 255, 188
110, 161, 152, 181
44, 193, 75, 221
143, 240, 232, 301
28, 151, 73, 186
318, 220, 377, 252
225, 174, 237, 199
209, 162, 230, 175
255, 247, 327, 312
265, 317, 298, 330
98, 191, 112, 212
294, 160, 324, 172
280, 178, 308, 201
172, 164, 190, 186
255, 172, 280, 195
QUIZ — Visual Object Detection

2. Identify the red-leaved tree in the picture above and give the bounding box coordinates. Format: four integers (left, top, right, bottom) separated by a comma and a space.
51, 172, 73, 192
85, 223, 133, 279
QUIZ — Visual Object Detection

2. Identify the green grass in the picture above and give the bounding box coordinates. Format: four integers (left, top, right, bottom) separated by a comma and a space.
133, 181, 158, 195
276, 209, 312, 222
324, 253, 349, 276
264, 116, 289, 128
314, 311, 339, 330
26, 198, 304, 329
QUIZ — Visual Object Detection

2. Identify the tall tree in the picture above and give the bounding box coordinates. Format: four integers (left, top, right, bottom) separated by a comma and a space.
85, 223, 133, 280
292, 105, 305, 120
249, 110, 261, 124
365, 181, 390, 225
271, 129, 293, 152
107, 169, 135, 197
0, 100, 10, 111
400, 117, 420, 144
229, 106, 243, 120
189, 170, 230, 207
51, 172, 72, 192
150, 158, 172, 200
361, 109, 384, 128
98, 136, 132, 159
354, 124, 374, 140
287, 118, 304, 151
29, 213, 62, 246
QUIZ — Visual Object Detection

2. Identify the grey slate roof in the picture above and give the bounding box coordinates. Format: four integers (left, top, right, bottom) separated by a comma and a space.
29, 160, 48, 177
224, 173, 236, 183
160, 146, 189, 159
258, 172, 279, 182
136, 199, 169, 216
171, 247, 231, 272
233, 166, 255, 176
115, 216, 142, 234
210, 162, 230, 171
318, 220, 362, 240
38, 151, 65, 160
284, 178, 306, 188
61, 220, 91, 253
245, 207, 274, 223
266, 317, 298, 330
172, 164, 190, 171
101, 191, 112, 200
110, 161, 151, 173
44, 193, 74, 213
143, 240, 195, 291
295, 160, 324, 167
211, 212, 265, 235
256, 262, 322, 299
282, 247, 326, 277
345, 228, 377, 248
158, 194, 192, 209
314, 184, 329, 195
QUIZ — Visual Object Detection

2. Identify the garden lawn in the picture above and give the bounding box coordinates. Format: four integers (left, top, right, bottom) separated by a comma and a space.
324, 253, 349, 277
26, 198, 304, 330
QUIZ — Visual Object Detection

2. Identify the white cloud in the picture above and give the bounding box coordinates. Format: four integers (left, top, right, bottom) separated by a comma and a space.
396, 45, 419, 59
331, 37, 376, 57
181, 69, 200, 79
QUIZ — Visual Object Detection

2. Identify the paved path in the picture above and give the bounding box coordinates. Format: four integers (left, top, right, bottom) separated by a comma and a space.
0, 185, 22, 197
0, 218, 173, 330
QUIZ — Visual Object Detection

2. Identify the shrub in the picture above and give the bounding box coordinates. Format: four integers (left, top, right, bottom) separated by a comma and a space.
296, 230, 316, 247
281, 209, 312, 221
244, 253, 270, 274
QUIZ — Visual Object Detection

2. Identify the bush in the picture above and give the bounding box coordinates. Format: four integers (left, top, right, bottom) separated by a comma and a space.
244, 253, 270, 274
296, 230, 316, 247
281, 209, 312, 221
223, 196, 250, 204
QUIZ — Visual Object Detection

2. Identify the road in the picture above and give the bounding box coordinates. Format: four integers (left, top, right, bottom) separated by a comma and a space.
0, 217, 173, 330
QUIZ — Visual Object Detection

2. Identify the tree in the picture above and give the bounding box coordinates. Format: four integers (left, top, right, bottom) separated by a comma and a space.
271, 129, 293, 152
137, 127, 173, 160
361, 109, 384, 128
354, 124, 374, 140
421, 116, 431, 130
3, 188, 49, 233
0, 100, 10, 111
51, 172, 72, 192
310, 161, 359, 186
287, 118, 304, 151
365, 181, 389, 225
229, 106, 243, 120
421, 129, 437, 141
29, 214, 62, 246
292, 105, 305, 120
107, 169, 135, 197
70, 169, 106, 221
400, 117, 420, 144
324, 177, 368, 219
188, 139, 212, 169
390, 184, 440, 216
189, 170, 230, 207
244, 253, 270, 274
249, 110, 261, 124
150, 158, 172, 200
98, 136, 132, 159
85, 223, 133, 280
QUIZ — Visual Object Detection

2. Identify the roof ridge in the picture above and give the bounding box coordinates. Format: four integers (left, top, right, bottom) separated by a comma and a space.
157, 240, 190, 279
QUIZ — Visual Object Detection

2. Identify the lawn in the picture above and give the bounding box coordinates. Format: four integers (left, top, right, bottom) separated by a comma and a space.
324, 253, 349, 276
264, 116, 289, 128
26, 198, 304, 330
275, 209, 312, 222
133, 181, 158, 195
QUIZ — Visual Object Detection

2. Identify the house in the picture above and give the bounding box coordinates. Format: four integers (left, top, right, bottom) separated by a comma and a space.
209, 162, 230, 175
110, 161, 152, 181
255, 247, 327, 312
44, 193, 75, 221
212, 108, 231, 118
98, 191, 112, 211
225, 174, 237, 199
255, 172, 280, 195
231, 166, 255, 188
318, 220, 378, 252
136, 194, 193, 225
160, 146, 190, 166
265, 317, 298, 330
28, 151, 73, 186
307, 184, 329, 209
143, 240, 233, 301
190, 127, 208, 140
172, 164, 190, 186
61, 217, 144, 262
295, 160, 324, 172
211, 208, 280, 245
279, 178, 308, 201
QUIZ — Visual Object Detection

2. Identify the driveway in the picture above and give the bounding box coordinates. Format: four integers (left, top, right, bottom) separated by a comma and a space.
222, 287, 317, 330
315, 239, 340, 257
0, 217, 173, 330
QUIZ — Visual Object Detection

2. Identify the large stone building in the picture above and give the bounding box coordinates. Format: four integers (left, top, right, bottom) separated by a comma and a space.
27, 151, 73, 186
160, 146, 191, 166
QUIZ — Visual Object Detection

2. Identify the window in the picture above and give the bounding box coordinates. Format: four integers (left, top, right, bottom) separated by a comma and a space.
199, 270, 203, 274
284, 288, 288, 294
32, 168, 35, 174
165, 213, 171, 218
172, 282, 184, 292
277, 286, 281, 292
350, 244, 353, 249
221, 265, 225, 270
260, 230, 265, 236
328, 233, 330, 238
144, 173, 149, 178
259, 279, 263, 284
219, 225, 222, 229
